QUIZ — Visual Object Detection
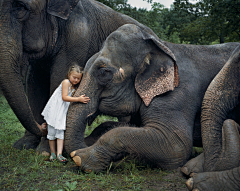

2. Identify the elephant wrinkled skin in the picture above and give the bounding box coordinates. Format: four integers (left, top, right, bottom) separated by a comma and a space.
182, 45, 240, 191
65, 24, 240, 172
0, 0, 148, 152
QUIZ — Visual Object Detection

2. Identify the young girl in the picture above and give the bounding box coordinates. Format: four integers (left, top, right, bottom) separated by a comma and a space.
41, 65, 90, 163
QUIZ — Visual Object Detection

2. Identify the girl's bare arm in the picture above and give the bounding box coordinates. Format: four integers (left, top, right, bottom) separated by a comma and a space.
62, 79, 90, 103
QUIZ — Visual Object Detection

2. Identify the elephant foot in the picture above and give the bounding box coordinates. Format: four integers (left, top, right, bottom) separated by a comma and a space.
36, 136, 51, 156
185, 167, 240, 191
70, 147, 109, 173
181, 153, 204, 176
185, 173, 219, 191
13, 130, 41, 150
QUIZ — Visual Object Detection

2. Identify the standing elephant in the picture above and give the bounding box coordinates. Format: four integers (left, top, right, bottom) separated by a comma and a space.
66, 24, 240, 172
0, 0, 147, 152
182, 46, 240, 190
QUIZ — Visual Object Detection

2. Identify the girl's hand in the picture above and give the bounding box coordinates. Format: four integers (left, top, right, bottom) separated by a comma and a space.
78, 94, 90, 103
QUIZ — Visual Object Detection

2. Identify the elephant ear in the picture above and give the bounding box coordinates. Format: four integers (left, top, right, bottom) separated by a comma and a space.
47, 0, 80, 20
135, 29, 179, 106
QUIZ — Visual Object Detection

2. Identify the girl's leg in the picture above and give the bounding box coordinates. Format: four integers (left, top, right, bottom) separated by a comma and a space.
57, 138, 64, 156
57, 138, 67, 163
49, 140, 56, 154
56, 130, 68, 163
47, 125, 56, 160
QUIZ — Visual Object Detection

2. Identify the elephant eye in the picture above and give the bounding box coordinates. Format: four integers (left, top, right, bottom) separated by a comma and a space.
96, 67, 113, 86
12, 1, 29, 21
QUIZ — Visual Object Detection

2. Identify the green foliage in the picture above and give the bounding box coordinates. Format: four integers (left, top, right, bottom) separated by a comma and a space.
202, 0, 240, 43
85, 115, 118, 137
96, 0, 239, 44
172, 0, 240, 44
64, 181, 78, 191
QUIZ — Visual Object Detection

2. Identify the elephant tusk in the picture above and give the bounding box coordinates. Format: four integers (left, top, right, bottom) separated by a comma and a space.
186, 178, 194, 190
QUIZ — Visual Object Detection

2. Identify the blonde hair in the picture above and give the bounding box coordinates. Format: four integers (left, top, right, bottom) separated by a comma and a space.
65, 64, 83, 89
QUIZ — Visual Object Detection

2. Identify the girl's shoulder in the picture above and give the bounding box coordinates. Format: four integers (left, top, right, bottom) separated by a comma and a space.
62, 79, 70, 83
62, 79, 71, 87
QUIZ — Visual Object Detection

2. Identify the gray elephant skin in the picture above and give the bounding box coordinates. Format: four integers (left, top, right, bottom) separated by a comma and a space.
66, 24, 240, 172
181, 45, 240, 191
0, 0, 149, 152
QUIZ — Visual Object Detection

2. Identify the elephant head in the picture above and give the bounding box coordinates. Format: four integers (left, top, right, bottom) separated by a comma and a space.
65, 24, 179, 154
0, 0, 79, 136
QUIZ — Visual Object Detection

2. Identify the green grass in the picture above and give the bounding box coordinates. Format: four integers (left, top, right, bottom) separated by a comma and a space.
0, 93, 188, 191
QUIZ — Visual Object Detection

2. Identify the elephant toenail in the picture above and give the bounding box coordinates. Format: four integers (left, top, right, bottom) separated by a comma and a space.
70, 150, 77, 157
190, 172, 197, 177
73, 156, 82, 166
186, 178, 193, 190
181, 167, 189, 175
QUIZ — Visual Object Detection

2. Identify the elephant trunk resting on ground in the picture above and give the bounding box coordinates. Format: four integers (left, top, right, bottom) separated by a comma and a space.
182, 45, 240, 191
64, 24, 240, 172
0, 0, 150, 153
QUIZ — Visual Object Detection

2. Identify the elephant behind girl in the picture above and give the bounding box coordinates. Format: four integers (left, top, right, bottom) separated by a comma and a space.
0, 0, 152, 152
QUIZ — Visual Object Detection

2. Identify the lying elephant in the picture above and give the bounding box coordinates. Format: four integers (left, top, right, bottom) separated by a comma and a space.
181, 45, 240, 190
0, 0, 150, 152
66, 24, 240, 172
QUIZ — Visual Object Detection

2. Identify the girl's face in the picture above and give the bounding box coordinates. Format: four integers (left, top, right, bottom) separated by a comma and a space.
69, 71, 82, 85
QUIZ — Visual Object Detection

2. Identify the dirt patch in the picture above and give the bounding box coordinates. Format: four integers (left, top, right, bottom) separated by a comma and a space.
147, 169, 188, 191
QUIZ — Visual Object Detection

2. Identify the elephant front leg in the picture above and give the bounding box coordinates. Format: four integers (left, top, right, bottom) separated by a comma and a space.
71, 126, 192, 172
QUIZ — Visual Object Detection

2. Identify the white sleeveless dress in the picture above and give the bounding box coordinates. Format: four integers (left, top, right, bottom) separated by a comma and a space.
41, 81, 75, 130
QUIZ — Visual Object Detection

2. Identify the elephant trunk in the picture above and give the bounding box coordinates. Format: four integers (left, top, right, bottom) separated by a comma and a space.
201, 46, 240, 171
65, 72, 99, 154
0, 6, 43, 137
